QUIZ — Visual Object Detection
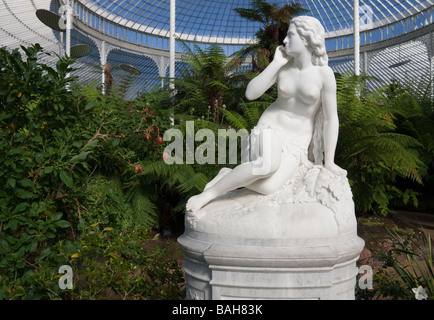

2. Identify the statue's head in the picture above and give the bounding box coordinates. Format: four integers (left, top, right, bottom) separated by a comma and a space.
290, 16, 328, 66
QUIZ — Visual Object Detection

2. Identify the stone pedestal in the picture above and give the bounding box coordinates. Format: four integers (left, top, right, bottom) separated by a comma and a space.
178, 165, 365, 300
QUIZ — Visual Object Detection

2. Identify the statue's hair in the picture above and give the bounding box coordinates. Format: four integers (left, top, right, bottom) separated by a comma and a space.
309, 104, 324, 165
290, 16, 328, 164
291, 16, 328, 67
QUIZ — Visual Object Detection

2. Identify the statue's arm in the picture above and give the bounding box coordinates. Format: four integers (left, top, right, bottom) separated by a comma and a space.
245, 46, 289, 100
321, 67, 343, 174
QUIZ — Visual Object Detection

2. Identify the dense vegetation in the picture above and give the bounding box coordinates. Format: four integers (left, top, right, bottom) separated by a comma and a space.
1, 2, 433, 300
0, 45, 186, 299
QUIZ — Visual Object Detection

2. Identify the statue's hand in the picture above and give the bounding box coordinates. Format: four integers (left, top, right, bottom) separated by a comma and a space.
273, 46, 290, 67
325, 162, 347, 177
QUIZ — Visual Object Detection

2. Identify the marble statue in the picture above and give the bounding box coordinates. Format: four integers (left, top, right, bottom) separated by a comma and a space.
178, 16, 364, 300
186, 15, 347, 215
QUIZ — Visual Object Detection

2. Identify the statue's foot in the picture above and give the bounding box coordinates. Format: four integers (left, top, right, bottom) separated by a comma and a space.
186, 190, 216, 213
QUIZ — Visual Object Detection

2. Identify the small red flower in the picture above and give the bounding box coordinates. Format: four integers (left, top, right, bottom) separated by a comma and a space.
155, 137, 163, 145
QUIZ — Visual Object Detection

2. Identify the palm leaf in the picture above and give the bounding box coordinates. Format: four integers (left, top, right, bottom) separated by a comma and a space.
233, 8, 265, 24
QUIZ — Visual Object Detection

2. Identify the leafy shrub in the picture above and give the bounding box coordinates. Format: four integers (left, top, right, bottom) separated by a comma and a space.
0, 45, 80, 298
59, 224, 184, 300
357, 230, 434, 300
382, 230, 433, 299
335, 73, 426, 215
0, 44, 186, 299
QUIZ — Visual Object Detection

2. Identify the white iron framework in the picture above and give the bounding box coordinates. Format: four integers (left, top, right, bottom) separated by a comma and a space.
1, 0, 433, 98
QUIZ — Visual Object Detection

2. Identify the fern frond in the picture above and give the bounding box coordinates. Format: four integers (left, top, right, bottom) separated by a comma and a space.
131, 191, 158, 229
223, 109, 249, 130
176, 172, 209, 194
242, 100, 268, 128
123, 186, 158, 229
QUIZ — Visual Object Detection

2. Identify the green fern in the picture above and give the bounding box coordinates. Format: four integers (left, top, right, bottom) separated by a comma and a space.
335, 72, 425, 215
223, 94, 273, 130
176, 172, 209, 194
223, 109, 249, 130
174, 40, 248, 122
127, 188, 158, 230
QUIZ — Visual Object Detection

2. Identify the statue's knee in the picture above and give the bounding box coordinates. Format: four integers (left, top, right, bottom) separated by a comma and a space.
256, 182, 280, 195
251, 157, 279, 176
252, 161, 279, 178
219, 167, 232, 175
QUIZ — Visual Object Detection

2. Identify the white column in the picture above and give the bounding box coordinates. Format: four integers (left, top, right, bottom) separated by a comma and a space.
169, 0, 176, 125
430, 31, 433, 103
364, 51, 368, 75
169, 0, 175, 90
101, 40, 106, 95
88, 36, 115, 95
65, 0, 73, 86
59, 33, 65, 56
65, 0, 72, 57
430, 55, 433, 104
156, 56, 170, 88
354, 0, 360, 76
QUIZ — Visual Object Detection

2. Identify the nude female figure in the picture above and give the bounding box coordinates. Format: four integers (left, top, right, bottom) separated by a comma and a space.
186, 16, 346, 213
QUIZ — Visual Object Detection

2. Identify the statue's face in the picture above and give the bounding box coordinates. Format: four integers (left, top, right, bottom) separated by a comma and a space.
283, 24, 306, 57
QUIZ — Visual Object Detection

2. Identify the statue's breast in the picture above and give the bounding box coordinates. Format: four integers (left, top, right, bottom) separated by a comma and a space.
277, 68, 322, 105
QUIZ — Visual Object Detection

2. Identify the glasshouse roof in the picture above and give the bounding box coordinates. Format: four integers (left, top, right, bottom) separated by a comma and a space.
79, 0, 432, 42
1, 0, 433, 98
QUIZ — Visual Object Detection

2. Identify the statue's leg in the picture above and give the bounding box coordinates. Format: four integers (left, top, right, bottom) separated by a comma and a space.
245, 152, 299, 194
204, 168, 233, 191
186, 131, 282, 212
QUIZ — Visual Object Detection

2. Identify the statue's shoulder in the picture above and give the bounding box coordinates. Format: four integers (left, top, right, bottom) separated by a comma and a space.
318, 65, 335, 78
318, 65, 336, 88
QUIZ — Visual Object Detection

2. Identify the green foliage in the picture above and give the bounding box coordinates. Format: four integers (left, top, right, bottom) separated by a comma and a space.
356, 267, 412, 300
384, 230, 433, 299
234, 0, 308, 71
385, 77, 434, 172
62, 225, 184, 300
362, 230, 434, 300
0, 45, 79, 299
335, 72, 426, 215
175, 42, 248, 122
223, 92, 274, 130
0, 45, 185, 299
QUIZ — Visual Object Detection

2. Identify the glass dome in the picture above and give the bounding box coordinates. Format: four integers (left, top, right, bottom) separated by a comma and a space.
76, 0, 434, 95
79, 0, 432, 42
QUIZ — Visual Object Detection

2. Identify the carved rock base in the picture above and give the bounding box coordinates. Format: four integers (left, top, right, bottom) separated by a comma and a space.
178, 176, 364, 300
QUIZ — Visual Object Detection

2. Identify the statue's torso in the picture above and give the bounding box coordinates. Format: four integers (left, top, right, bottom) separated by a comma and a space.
258, 65, 324, 147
